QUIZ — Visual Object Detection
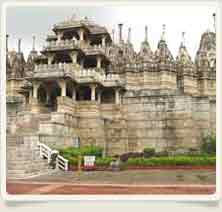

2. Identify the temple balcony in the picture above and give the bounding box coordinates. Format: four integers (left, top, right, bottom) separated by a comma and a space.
33, 63, 76, 79
99, 73, 125, 87
43, 39, 81, 51
82, 44, 107, 56
43, 39, 109, 59
33, 63, 124, 87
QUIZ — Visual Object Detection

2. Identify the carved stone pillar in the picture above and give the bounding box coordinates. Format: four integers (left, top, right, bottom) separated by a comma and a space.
97, 90, 101, 104
70, 51, 77, 64
90, 84, 97, 101
102, 36, 106, 47
29, 88, 33, 104
48, 54, 54, 65
97, 56, 102, 69
115, 88, 120, 104
72, 87, 76, 101
57, 32, 63, 43
46, 89, 50, 104
58, 80, 66, 97
79, 28, 84, 41
33, 82, 40, 99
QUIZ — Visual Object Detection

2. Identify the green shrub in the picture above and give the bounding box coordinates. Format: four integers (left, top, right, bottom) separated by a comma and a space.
125, 156, 216, 166
59, 145, 103, 165
201, 133, 216, 155
80, 145, 103, 157
95, 157, 113, 166
68, 157, 79, 165
143, 147, 155, 158
59, 147, 81, 158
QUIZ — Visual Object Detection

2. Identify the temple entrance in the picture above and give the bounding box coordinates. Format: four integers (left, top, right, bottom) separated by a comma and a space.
37, 81, 61, 112
48, 81, 61, 111
101, 88, 115, 104
76, 85, 91, 101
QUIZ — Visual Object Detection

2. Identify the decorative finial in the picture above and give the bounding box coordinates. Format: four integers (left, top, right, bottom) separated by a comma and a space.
145, 25, 148, 42
71, 13, 76, 20
32, 35, 36, 51
127, 27, 131, 44
6, 34, 9, 52
112, 29, 115, 43
213, 13, 216, 32
161, 24, 166, 41
118, 23, 123, 43
181, 32, 185, 47
18, 38, 21, 53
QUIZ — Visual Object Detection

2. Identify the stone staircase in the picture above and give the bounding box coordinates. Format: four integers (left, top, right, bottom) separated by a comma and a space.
7, 111, 74, 179
13, 112, 52, 134
7, 135, 53, 179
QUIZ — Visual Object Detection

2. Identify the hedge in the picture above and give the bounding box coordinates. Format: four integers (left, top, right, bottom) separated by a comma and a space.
59, 145, 103, 159
95, 157, 113, 166
201, 133, 216, 155
125, 156, 216, 166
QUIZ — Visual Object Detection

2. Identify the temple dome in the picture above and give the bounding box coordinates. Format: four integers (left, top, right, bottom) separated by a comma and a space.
176, 45, 193, 65
195, 31, 216, 68
138, 41, 153, 62
7, 50, 26, 78
154, 39, 174, 64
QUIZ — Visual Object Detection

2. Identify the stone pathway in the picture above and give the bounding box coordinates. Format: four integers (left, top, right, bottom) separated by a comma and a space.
7, 181, 215, 195
16, 169, 216, 185
7, 169, 216, 195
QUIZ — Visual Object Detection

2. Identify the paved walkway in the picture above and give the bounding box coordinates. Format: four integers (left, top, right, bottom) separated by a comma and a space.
7, 181, 215, 195
7, 169, 216, 195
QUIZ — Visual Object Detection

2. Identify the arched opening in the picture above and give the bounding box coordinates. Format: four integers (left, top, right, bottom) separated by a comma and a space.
118, 50, 123, 56
76, 85, 91, 101
80, 55, 97, 69
62, 30, 80, 40
101, 88, 115, 104
49, 81, 61, 111
37, 84, 47, 104
37, 81, 61, 112
52, 52, 72, 64
66, 80, 74, 99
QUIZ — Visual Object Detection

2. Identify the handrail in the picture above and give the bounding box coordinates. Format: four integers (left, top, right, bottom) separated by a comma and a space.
38, 142, 69, 171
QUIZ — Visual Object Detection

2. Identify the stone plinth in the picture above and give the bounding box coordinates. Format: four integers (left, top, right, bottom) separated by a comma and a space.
57, 96, 76, 114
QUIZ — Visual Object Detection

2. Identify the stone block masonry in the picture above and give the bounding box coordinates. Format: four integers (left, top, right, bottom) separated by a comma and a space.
5, 14, 216, 178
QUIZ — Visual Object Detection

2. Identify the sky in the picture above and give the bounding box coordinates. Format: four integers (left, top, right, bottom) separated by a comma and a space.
6, 4, 216, 60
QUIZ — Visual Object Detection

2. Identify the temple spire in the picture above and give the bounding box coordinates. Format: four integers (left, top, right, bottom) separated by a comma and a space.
161, 24, 166, 41
6, 34, 9, 52
118, 23, 123, 43
32, 35, 36, 51
181, 32, 186, 47
71, 13, 76, 20
127, 27, 131, 44
213, 13, 216, 32
112, 29, 115, 43
145, 25, 148, 42
18, 38, 21, 53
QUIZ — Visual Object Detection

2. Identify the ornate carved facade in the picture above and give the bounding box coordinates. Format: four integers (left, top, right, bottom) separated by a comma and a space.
6, 15, 216, 178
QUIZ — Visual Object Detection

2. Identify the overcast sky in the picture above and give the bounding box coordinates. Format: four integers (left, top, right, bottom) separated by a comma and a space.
6, 4, 216, 60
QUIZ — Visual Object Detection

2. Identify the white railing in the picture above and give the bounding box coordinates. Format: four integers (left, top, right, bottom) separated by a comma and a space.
57, 155, 69, 171
35, 63, 74, 71
34, 63, 123, 84
46, 39, 80, 49
38, 142, 68, 171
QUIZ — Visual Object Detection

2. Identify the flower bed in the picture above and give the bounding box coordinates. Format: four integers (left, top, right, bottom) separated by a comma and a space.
66, 156, 215, 171
58, 145, 216, 172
